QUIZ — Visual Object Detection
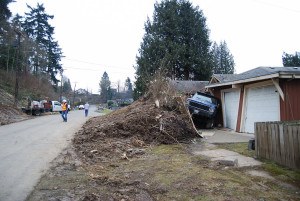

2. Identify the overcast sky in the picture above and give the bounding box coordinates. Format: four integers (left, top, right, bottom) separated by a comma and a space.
9, 0, 300, 93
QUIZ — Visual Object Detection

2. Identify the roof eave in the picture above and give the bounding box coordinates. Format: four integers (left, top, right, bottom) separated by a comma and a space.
279, 73, 300, 79
205, 73, 280, 88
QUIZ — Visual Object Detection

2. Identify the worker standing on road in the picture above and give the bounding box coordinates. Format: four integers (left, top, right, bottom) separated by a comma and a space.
84, 102, 89, 117
61, 100, 68, 122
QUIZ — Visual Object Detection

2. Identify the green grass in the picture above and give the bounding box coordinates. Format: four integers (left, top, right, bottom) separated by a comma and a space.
99, 108, 112, 114
262, 161, 300, 185
216, 142, 300, 187
28, 142, 300, 200
216, 142, 255, 157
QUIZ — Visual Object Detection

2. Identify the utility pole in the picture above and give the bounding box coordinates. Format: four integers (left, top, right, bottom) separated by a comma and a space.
60, 71, 63, 101
14, 30, 21, 107
72, 82, 77, 109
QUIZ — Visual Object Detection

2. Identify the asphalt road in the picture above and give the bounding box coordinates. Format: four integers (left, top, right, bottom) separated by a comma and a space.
0, 106, 100, 201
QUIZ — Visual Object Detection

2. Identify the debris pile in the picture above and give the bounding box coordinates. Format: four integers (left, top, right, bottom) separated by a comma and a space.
0, 104, 29, 125
73, 75, 200, 163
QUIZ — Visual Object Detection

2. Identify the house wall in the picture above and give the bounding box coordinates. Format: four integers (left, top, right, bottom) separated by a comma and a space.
210, 79, 281, 132
210, 86, 229, 127
280, 79, 300, 121
208, 76, 300, 132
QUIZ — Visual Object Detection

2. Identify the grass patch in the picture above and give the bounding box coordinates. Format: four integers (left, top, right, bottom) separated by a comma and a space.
100, 108, 112, 115
149, 144, 185, 155
216, 142, 300, 187
262, 161, 300, 186
28, 143, 300, 200
216, 142, 255, 157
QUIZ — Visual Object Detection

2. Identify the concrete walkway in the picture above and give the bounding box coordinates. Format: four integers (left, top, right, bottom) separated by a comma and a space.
200, 128, 254, 143
193, 128, 261, 167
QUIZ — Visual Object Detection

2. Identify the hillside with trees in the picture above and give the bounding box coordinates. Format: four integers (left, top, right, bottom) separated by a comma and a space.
1, 0, 238, 108
0, 2, 63, 106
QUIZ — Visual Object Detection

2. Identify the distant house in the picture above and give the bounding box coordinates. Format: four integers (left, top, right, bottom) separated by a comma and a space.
169, 80, 209, 95
206, 67, 300, 133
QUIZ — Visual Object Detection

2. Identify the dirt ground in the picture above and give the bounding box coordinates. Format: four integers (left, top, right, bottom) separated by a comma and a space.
26, 98, 300, 201
0, 103, 30, 125
1, 82, 299, 200
0, 88, 30, 125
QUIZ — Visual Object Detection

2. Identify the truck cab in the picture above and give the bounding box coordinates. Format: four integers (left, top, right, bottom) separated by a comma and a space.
51, 101, 62, 112
187, 92, 220, 128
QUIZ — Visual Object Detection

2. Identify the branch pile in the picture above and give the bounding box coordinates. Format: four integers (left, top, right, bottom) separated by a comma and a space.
73, 74, 200, 163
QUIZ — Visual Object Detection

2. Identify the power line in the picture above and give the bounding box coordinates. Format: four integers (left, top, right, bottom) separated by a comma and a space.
63, 57, 132, 69
63, 66, 135, 74
248, 0, 300, 14
63, 66, 101, 71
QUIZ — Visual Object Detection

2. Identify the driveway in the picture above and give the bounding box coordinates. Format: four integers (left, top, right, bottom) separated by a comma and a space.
0, 106, 100, 201
192, 128, 261, 167
200, 128, 254, 143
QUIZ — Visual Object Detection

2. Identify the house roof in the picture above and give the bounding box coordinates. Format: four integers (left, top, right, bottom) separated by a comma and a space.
169, 80, 209, 94
207, 67, 300, 88
211, 74, 239, 83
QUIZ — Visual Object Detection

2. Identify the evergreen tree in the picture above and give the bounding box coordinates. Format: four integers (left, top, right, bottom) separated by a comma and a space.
282, 52, 300, 67
125, 77, 133, 98
22, 3, 63, 83
134, 0, 213, 98
99, 71, 112, 103
212, 41, 235, 74
0, 0, 13, 22
0, 0, 15, 71
63, 78, 72, 93
125, 77, 133, 92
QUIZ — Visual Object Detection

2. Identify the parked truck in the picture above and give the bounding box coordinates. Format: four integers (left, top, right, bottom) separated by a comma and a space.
21, 100, 40, 115
21, 99, 63, 115
49, 100, 63, 112
187, 91, 220, 128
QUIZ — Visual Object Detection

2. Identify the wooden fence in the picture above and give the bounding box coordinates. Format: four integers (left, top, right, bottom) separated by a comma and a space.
255, 121, 300, 169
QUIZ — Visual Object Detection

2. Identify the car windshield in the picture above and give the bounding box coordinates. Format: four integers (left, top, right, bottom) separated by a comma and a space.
193, 93, 218, 105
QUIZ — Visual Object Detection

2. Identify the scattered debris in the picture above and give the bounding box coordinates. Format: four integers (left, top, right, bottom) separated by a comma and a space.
73, 75, 200, 164
0, 104, 30, 125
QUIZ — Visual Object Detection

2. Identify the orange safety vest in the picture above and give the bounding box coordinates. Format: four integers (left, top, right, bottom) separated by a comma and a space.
61, 102, 67, 111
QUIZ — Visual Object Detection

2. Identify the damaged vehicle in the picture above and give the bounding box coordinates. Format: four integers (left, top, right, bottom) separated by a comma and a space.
187, 92, 220, 128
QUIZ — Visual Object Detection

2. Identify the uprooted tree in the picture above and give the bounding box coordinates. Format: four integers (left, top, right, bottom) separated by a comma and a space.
74, 71, 200, 164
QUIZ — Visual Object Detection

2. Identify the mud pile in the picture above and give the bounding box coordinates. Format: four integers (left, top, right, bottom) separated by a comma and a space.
73, 97, 200, 164
0, 104, 29, 125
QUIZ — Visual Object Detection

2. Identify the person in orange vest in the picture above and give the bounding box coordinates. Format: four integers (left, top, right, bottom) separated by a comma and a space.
61, 100, 68, 122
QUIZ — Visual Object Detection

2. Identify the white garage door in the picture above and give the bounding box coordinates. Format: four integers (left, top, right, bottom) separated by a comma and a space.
224, 90, 240, 130
244, 85, 280, 133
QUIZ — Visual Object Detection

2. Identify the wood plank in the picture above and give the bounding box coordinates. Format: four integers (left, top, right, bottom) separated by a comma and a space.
283, 123, 288, 166
287, 125, 294, 168
273, 123, 279, 162
266, 122, 270, 159
293, 125, 300, 169
279, 124, 284, 165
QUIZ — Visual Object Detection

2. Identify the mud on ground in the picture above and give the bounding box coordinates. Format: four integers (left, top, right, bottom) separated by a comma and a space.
0, 88, 30, 125
0, 104, 30, 126
73, 98, 199, 165
27, 143, 300, 201
27, 98, 300, 201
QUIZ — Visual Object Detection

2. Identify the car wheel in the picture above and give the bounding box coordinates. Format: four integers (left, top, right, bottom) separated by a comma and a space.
205, 120, 214, 129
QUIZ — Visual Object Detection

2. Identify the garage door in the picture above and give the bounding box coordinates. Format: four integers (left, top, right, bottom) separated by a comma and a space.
243, 85, 280, 133
224, 90, 240, 130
